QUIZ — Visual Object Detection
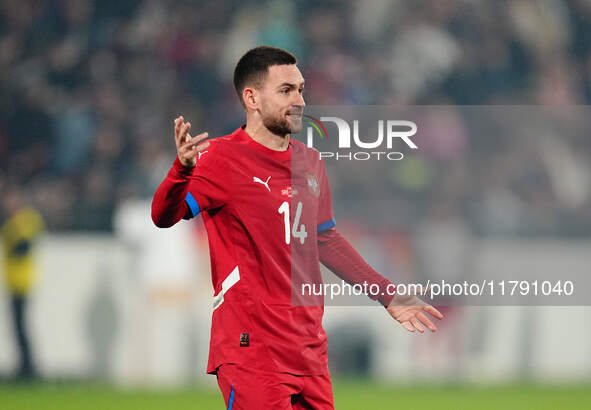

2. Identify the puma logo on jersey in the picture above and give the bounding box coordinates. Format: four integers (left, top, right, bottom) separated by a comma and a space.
198, 150, 208, 159
253, 176, 271, 191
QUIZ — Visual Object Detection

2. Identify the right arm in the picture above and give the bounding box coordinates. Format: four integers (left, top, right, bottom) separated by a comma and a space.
151, 156, 193, 227
151, 116, 209, 228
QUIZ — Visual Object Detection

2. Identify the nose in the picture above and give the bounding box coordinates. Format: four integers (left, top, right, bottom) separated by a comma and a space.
295, 92, 305, 107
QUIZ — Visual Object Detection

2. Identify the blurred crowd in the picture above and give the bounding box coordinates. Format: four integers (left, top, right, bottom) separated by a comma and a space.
1, 0, 591, 234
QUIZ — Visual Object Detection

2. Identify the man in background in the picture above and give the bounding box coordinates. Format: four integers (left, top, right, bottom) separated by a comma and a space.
1, 187, 44, 380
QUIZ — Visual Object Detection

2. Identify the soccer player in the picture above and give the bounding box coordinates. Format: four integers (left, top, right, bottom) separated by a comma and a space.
152, 46, 443, 409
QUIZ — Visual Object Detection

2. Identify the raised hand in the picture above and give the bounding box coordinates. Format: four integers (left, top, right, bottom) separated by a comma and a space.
174, 115, 210, 168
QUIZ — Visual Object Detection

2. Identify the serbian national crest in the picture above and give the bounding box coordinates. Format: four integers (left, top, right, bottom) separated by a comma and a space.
306, 173, 320, 197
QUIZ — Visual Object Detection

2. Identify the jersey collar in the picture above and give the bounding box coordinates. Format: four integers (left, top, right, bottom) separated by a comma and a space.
233, 125, 293, 161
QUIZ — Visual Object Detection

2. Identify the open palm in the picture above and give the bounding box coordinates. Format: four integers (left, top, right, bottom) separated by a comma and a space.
386, 292, 444, 333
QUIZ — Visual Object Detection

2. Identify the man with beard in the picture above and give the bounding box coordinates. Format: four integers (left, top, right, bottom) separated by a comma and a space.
151, 46, 443, 409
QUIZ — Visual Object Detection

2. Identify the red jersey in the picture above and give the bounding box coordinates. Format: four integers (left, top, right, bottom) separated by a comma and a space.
181, 126, 335, 376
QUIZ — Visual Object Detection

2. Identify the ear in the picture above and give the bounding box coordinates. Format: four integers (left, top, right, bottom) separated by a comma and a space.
243, 87, 258, 110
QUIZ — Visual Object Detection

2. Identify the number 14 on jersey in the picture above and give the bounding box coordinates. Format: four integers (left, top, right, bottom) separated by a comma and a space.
278, 201, 307, 244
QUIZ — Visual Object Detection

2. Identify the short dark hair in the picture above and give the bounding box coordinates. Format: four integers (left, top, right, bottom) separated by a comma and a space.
233, 45, 297, 106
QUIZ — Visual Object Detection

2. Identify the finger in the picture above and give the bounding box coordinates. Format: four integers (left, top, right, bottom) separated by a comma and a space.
194, 141, 210, 152
174, 116, 184, 141
176, 120, 186, 144
424, 305, 444, 320
416, 311, 437, 332
180, 122, 191, 143
177, 122, 190, 145
180, 142, 210, 164
185, 141, 210, 159
410, 317, 425, 333
401, 321, 415, 333
181, 132, 209, 150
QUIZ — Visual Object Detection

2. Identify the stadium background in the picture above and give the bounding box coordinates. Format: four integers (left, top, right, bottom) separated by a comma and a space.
1, 0, 591, 409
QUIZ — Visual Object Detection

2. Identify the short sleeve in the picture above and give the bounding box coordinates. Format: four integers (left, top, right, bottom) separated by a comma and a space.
316, 159, 336, 232
184, 140, 231, 218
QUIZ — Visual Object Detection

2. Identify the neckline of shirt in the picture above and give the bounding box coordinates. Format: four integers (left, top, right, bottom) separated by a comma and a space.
233, 125, 293, 161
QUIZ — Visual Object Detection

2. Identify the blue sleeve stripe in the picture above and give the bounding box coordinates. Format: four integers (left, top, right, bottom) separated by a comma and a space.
317, 218, 336, 232
185, 192, 201, 217
227, 383, 235, 409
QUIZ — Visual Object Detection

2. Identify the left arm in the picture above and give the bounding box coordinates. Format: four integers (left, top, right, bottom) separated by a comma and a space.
318, 228, 443, 332
317, 227, 395, 307
315, 158, 442, 333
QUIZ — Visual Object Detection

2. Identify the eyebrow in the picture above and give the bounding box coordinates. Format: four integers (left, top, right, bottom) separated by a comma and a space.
276, 81, 305, 89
